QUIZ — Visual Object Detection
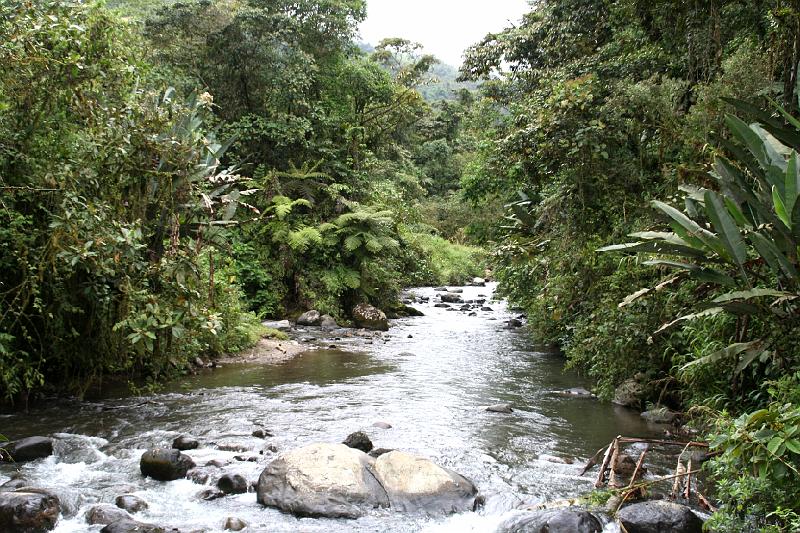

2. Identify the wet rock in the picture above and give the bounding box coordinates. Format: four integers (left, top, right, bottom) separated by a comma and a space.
368, 448, 393, 458
434, 287, 448, 292
261, 319, 291, 330
86, 504, 132, 526
172, 436, 199, 451
205, 459, 228, 468
486, 403, 514, 413
0, 490, 60, 532
264, 444, 278, 453
561, 387, 594, 397
617, 501, 703, 533
613, 379, 643, 409
459, 305, 472, 311
320, 314, 338, 330
440, 293, 463, 303
193, 357, 206, 368
471, 277, 486, 286
468, 312, 477, 316
0, 478, 29, 491
297, 310, 322, 326
641, 408, 681, 425
217, 474, 248, 495
506, 319, 523, 328
352, 303, 389, 331
140, 449, 195, 481
1, 437, 53, 462
372, 421, 392, 429
537, 454, 574, 465
233, 455, 259, 462
197, 489, 226, 501
613, 454, 641, 477
373, 450, 478, 514
434, 303, 450, 308
497, 508, 602, 533
187, 468, 211, 485
217, 443, 248, 452
480, 306, 493, 312
115, 494, 148, 514
251, 428, 273, 439
450, 288, 464, 294
101, 518, 167, 533
342, 431, 373, 453
256, 443, 389, 518
223, 516, 248, 531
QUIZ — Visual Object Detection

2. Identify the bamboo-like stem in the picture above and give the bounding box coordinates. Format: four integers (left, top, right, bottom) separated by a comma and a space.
595, 442, 615, 488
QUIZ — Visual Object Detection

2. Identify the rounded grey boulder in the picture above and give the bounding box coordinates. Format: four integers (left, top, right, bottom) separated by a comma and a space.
86, 504, 132, 526
373, 450, 478, 514
216, 474, 248, 495
617, 501, 703, 533
342, 431, 373, 453
140, 449, 195, 481
171, 436, 199, 451
1, 437, 53, 462
297, 310, 322, 326
256, 443, 389, 518
498, 509, 603, 532
115, 494, 148, 514
0, 490, 60, 533
352, 304, 389, 331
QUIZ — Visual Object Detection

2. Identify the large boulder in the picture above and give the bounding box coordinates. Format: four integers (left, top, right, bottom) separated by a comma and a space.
352, 304, 389, 331
256, 443, 389, 518
320, 314, 338, 330
617, 501, 703, 533
613, 379, 644, 409
140, 449, 195, 481
86, 504, 132, 526
297, 310, 322, 326
373, 451, 478, 514
0, 490, 60, 532
1, 437, 53, 462
641, 408, 681, 425
440, 293, 463, 304
498, 509, 603, 533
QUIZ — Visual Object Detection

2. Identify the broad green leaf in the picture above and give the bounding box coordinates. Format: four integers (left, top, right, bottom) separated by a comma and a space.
681, 340, 762, 371
643, 260, 736, 286
767, 436, 784, 455
785, 153, 800, 216
598, 241, 708, 259
726, 115, 786, 173
652, 200, 713, 251
704, 190, 747, 267
749, 232, 799, 281
773, 185, 791, 228
712, 288, 793, 304
656, 307, 724, 334
785, 439, 800, 454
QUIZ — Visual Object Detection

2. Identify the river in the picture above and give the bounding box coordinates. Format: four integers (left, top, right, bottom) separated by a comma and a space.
0, 283, 661, 532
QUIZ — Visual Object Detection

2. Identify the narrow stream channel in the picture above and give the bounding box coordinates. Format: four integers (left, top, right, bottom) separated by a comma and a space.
1, 284, 662, 532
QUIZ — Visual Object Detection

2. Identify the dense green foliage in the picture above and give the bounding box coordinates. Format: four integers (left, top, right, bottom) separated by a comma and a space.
460, 0, 800, 529
0, 0, 487, 402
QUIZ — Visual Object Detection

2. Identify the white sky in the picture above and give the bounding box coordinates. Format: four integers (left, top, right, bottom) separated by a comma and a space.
358, 0, 531, 67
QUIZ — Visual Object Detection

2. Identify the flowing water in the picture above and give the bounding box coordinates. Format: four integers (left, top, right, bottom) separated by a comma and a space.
0, 284, 664, 532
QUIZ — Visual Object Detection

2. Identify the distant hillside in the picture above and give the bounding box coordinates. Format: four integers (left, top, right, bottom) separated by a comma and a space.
358, 42, 477, 101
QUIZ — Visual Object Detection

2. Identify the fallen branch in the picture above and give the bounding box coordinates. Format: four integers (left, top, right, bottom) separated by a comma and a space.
595, 440, 616, 488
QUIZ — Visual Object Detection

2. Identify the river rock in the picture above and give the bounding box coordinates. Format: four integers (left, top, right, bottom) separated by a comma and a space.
613, 379, 643, 409
471, 277, 486, 286
223, 517, 248, 531
320, 314, 338, 330
497, 508, 602, 532
641, 408, 681, 425
256, 443, 388, 518
440, 293, 463, 303
486, 403, 514, 413
434, 287, 448, 292
217, 474, 248, 495
506, 319, 523, 328
115, 495, 148, 514
100, 519, 167, 533
297, 310, 322, 326
140, 449, 195, 481
352, 304, 389, 331
261, 319, 291, 330
0, 490, 60, 532
1, 437, 53, 462
0, 478, 29, 491
434, 303, 450, 308
617, 501, 703, 533
372, 421, 392, 429
172, 436, 199, 451
86, 504, 132, 526
343, 431, 373, 453
373, 451, 478, 514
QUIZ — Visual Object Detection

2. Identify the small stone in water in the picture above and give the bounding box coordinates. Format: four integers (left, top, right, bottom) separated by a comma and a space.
217, 474, 248, 494
223, 517, 249, 531
172, 435, 199, 451
486, 403, 514, 414
342, 431, 373, 453
115, 494, 148, 514
372, 421, 392, 429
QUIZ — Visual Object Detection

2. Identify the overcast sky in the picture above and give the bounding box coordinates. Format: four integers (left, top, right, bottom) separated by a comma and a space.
358, 0, 531, 67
